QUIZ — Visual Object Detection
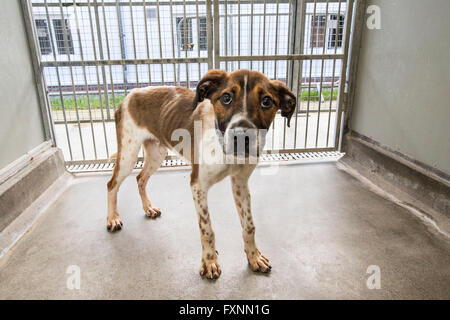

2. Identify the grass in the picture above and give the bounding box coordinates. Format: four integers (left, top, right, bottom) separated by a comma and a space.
50, 95, 125, 110
50, 89, 338, 111
300, 88, 338, 102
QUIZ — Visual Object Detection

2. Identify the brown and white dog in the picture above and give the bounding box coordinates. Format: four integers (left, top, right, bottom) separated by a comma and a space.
106, 69, 296, 279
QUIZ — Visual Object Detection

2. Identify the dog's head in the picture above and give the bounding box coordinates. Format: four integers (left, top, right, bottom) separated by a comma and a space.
193, 69, 296, 157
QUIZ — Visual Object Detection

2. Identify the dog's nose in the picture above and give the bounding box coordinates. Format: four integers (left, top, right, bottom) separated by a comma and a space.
228, 126, 257, 157
229, 119, 254, 130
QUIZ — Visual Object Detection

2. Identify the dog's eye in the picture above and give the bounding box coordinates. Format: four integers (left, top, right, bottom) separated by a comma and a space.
261, 96, 273, 109
220, 93, 233, 106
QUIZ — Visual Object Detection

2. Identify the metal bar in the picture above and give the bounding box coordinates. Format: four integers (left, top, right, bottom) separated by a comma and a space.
183, 0, 190, 87
169, 0, 177, 84
101, 0, 117, 111
293, 0, 306, 149
116, 0, 128, 95
42, 57, 209, 67
93, 0, 111, 120
282, 0, 292, 150
206, 0, 213, 70
73, 0, 98, 159
156, 0, 165, 84
43, 0, 73, 160
304, 0, 317, 148
210, 53, 344, 62
20, 0, 56, 145
314, 0, 329, 147
249, 0, 254, 69
213, 0, 220, 69
224, 0, 228, 71
143, 0, 154, 86
88, 0, 110, 157
237, 0, 240, 69
334, 0, 354, 150
35, 0, 322, 8
128, 0, 139, 87
326, 0, 342, 147
195, 0, 201, 82
262, 0, 266, 73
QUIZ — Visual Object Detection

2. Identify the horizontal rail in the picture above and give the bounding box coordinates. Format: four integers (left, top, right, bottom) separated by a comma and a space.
219, 54, 345, 62
33, 0, 332, 8
41, 57, 209, 68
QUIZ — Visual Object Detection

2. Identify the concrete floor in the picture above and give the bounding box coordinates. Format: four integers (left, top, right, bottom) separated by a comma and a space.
0, 163, 449, 299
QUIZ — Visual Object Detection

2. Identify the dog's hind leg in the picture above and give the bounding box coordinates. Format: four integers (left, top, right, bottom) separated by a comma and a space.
137, 138, 168, 218
107, 107, 147, 232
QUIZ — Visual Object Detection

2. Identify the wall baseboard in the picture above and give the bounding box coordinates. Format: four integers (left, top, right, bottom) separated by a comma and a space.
0, 146, 68, 232
340, 132, 450, 235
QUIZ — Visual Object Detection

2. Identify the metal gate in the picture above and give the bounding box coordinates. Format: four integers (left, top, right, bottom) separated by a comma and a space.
22, 0, 355, 167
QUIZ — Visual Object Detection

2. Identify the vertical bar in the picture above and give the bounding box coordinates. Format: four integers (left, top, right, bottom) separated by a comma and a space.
249, 0, 254, 70
195, 0, 201, 82
128, 0, 139, 87
73, 0, 98, 159
116, 0, 128, 95
156, 0, 165, 85
213, 0, 220, 69
314, 0, 329, 147
237, 0, 240, 69
282, 0, 293, 150
304, 0, 317, 148
334, 0, 354, 150
142, 0, 153, 86
88, 0, 110, 157
43, 0, 73, 160
293, 0, 306, 149
224, 0, 228, 71
101, 0, 117, 110
169, 0, 177, 84
262, 0, 266, 74
93, 0, 111, 120
182, 0, 190, 88
206, 0, 213, 70
326, 0, 342, 147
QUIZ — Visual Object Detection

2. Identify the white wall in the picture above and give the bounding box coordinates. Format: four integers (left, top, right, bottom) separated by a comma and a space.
0, 1, 46, 170
351, 0, 450, 175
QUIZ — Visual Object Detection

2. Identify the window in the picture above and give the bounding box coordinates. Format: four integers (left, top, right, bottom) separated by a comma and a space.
311, 15, 326, 48
35, 19, 52, 55
199, 17, 207, 51
176, 17, 193, 51
146, 8, 157, 19
52, 19, 74, 55
328, 15, 345, 49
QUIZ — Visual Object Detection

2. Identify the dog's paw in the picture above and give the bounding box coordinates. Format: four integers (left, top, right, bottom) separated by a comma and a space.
200, 260, 222, 280
107, 216, 123, 232
248, 251, 271, 273
144, 206, 161, 218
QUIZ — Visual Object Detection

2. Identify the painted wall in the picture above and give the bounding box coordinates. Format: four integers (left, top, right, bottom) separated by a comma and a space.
350, 0, 450, 174
0, 1, 45, 170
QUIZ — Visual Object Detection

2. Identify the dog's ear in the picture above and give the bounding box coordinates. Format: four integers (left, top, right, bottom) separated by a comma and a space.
271, 80, 297, 127
193, 69, 228, 109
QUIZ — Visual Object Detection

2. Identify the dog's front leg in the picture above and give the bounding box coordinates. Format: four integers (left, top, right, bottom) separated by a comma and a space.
190, 179, 221, 279
231, 171, 271, 273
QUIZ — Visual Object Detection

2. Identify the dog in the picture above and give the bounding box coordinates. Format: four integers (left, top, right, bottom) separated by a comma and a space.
106, 69, 296, 279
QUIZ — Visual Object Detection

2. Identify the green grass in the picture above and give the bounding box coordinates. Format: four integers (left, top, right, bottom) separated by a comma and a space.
300, 89, 338, 102
50, 89, 338, 111
50, 95, 125, 110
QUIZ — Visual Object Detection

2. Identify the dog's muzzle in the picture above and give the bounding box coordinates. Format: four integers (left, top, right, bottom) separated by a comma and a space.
219, 119, 259, 158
